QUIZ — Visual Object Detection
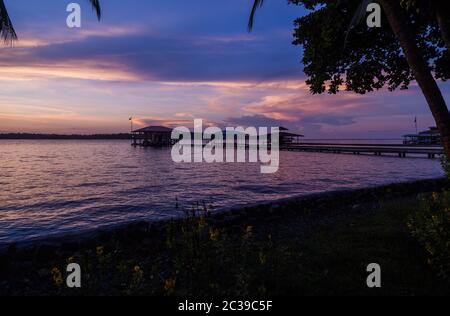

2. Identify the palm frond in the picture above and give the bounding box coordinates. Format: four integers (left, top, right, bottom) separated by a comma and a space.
248, 0, 264, 32
0, 0, 101, 45
0, 0, 17, 45
88, 0, 102, 20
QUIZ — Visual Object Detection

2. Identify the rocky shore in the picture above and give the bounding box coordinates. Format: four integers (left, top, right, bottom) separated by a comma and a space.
3, 177, 447, 253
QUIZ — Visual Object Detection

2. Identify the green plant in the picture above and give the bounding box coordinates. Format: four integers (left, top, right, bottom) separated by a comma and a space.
408, 191, 450, 279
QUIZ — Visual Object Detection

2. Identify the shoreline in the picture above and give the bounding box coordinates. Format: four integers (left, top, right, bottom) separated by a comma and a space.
2, 177, 450, 295
2, 177, 448, 254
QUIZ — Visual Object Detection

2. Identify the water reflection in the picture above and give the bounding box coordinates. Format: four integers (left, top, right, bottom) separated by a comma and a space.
0, 139, 443, 244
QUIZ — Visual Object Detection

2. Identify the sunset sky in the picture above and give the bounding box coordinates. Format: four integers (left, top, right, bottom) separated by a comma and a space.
0, 0, 447, 138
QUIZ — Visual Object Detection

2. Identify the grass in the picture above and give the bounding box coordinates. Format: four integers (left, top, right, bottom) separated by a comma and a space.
1, 193, 449, 296
298, 198, 447, 295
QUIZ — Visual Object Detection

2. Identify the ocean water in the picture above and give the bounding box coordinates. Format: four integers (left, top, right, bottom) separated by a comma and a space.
0, 139, 444, 244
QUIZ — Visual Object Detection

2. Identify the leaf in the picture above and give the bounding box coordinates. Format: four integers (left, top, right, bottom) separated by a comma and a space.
0, 0, 17, 44
89, 0, 102, 20
0, 0, 102, 45
248, 0, 264, 32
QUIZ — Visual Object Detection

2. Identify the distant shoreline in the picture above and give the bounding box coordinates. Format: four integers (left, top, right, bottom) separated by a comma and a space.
0, 133, 404, 141
0, 133, 131, 140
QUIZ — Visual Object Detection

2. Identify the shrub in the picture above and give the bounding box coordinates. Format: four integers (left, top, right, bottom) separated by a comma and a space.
408, 191, 450, 279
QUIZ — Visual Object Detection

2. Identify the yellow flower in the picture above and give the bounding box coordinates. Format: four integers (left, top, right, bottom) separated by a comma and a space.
259, 252, 267, 265
164, 278, 176, 295
243, 226, 253, 240
96, 246, 104, 256
198, 216, 207, 230
432, 192, 440, 202
209, 228, 220, 242
51, 267, 64, 287
132, 265, 144, 286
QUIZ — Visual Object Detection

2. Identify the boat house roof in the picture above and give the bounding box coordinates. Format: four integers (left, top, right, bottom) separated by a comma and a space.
133, 126, 173, 133
403, 127, 440, 138
280, 132, 304, 137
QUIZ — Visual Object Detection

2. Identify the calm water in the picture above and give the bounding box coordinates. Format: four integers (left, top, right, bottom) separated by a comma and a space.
0, 140, 444, 244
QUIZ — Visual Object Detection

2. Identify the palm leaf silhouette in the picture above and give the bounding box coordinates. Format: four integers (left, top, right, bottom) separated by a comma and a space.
248, 0, 264, 32
0, 0, 16, 43
0, 0, 101, 44
89, 0, 102, 20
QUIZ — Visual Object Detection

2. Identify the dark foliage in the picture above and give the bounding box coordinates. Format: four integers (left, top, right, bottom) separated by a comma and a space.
288, 0, 450, 94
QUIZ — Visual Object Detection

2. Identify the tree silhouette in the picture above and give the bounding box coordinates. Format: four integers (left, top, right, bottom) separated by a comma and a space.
249, 0, 450, 157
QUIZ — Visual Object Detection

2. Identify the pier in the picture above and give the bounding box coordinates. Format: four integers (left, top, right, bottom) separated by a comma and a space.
283, 143, 444, 159
130, 124, 443, 159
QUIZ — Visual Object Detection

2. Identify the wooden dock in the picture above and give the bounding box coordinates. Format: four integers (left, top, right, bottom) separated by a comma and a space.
283, 143, 444, 159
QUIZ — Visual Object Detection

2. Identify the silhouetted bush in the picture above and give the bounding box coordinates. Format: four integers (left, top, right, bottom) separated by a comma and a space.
408, 191, 450, 279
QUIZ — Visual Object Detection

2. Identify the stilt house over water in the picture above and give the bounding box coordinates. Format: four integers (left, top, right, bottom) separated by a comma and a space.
132, 126, 174, 147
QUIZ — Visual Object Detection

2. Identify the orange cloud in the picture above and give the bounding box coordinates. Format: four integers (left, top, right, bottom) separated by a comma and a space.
0, 62, 140, 82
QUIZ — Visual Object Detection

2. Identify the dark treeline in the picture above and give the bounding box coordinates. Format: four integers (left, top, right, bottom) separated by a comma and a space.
0, 133, 131, 140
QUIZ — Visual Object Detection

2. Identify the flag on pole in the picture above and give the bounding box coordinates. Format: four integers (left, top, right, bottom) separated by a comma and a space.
129, 117, 133, 133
